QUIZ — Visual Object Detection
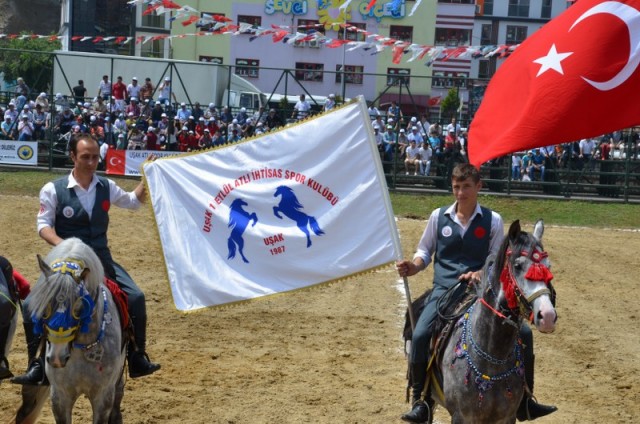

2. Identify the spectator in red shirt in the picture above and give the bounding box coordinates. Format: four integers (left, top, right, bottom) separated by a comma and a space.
112, 76, 127, 112
145, 126, 159, 150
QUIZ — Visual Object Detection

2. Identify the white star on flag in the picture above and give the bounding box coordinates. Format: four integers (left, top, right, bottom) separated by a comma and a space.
533, 44, 573, 77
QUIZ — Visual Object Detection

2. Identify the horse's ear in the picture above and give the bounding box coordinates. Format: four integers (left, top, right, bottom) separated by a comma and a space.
533, 219, 544, 241
508, 220, 521, 242
37, 254, 52, 278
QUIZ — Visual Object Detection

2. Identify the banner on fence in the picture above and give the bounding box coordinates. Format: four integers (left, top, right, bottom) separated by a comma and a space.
0, 141, 37, 165
143, 97, 401, 311
105, 149, 181, 176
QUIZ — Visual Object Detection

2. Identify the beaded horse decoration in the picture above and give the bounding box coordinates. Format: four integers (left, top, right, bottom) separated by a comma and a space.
15, 238, 127, 424
436, 220, 557, 424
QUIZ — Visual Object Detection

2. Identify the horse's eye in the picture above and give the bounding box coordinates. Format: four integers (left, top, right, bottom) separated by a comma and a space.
513, 262, 522, 270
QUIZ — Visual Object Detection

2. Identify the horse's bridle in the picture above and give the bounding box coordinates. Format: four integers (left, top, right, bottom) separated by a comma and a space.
499, 244, 553, 318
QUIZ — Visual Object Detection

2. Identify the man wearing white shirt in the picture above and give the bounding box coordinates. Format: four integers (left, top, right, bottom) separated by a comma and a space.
13, 135, 160, 385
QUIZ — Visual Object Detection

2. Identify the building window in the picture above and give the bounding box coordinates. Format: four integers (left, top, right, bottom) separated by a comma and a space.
237, 15, 262, 27
335, 65, 364, 84
432, 72, 468, 88
338, 22, 367, 42
435, 28, 471, 46
295, 19, 324, 47
508, 0, 530, 17
483, 0, 494, 15
541, 0, 552, 18
297, 19, 324, 34
235, 58, 260, 78
295, 63, 324, 82
200, 55, 223, 65
141, 13, 165, 29
199, 12, 224, 31
387, 68, 410, 86
478, 60, 490, 79
506, 26, 528, 44
389, 25, 413, 42
480, 24, 493, 45
140, 38, 165, 58
438, 0, 475, 3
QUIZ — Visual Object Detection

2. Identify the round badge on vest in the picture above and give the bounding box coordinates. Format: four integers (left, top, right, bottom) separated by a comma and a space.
474, 226, 487, 239
63, 206, 75, 218
441, 225, 452, 237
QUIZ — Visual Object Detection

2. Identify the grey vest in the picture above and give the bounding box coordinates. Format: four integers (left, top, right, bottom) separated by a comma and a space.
433, 206, 492, 288
53, 176, 112, 264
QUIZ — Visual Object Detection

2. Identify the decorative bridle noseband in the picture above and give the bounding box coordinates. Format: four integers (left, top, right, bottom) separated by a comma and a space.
35, 259, 108, 354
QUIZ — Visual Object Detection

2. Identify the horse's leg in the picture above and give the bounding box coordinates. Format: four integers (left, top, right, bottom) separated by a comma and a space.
14, 385, 49, 424
250, 213, 258, 226
109, 372, 126, 424
227, 236, 237, 259
298, 222, 312, 247
50, 388, 75, 424
90, 387, 117, 424
273, 206, 282, 219
236, 237, 250, 263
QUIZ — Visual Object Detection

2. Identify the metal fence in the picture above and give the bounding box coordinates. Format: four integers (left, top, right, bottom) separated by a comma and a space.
1, 48, 639, 203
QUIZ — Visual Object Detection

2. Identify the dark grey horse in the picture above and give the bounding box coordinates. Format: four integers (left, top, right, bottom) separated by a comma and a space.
426, 220, 557, 423
15, 238, 126, 424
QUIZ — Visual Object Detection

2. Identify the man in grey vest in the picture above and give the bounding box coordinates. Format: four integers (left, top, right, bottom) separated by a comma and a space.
396, 163, 556, 422
12, 134, 160, 385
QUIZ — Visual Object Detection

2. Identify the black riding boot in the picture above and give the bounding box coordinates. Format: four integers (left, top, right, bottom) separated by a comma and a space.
517, 353, 557, 421
11, 322, 48, 386
0, 324, 13, 380
128, 316, 160, 378
401, 362, 432, 423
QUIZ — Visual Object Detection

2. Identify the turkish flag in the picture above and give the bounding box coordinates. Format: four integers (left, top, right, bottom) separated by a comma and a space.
428, 96, 442, 107
468, 0, 640, 167
106, 149, 126, 175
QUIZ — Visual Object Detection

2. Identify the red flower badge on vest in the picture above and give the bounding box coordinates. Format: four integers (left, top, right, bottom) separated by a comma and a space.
102, 200, 110, 212
474, 226, 487, 239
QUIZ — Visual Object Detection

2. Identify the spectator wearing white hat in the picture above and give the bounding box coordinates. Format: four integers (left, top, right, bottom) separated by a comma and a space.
157, 76, 176, 106
204, 103, 218, 120
176, 102, 191, 125
18, 114, 34, 141
198, 128, 213, 149
235, 107, 248, 125
127, 77, 141, 102
408, 125, 424, 145
35, 92, 50, 112
324, 94, 336, 112
1, 115, 15, 140
151, 100, 164, 124
116, 133, 127, 150
145, 126, 159, 151
21, 104, 34, 123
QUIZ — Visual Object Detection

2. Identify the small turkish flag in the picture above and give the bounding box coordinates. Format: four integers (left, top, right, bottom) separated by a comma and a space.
468, 0, 640, 167
106, 149, 126, 175
428, 96, 442, 107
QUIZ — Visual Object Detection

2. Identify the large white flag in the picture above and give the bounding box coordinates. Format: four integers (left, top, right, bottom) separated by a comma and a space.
143, 97, 401, 311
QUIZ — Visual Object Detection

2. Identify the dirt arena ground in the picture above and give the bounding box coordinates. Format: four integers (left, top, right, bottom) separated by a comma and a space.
0, 193, 638, 423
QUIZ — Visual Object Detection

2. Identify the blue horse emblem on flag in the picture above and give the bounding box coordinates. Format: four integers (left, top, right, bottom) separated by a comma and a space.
273, 185, 324, 247
227, 199, 258, 263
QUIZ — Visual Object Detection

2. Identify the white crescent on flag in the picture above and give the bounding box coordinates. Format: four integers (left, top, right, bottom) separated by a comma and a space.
143, 97, 401, 311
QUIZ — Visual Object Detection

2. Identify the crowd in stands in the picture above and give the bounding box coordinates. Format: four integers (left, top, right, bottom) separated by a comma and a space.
0, 75, 292, 163
2, 76, 639, 178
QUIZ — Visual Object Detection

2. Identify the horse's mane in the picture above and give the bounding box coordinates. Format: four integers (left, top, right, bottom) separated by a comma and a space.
28, 238, 104, 320
275, 185, 304, 210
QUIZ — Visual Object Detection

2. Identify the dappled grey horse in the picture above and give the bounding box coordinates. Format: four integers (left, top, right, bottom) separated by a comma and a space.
15, 238, 126, 424
430, 220, 557, 423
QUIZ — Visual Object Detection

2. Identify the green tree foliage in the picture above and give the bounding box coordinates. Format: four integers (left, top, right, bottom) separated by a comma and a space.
440, 88, 460, 121
0, 34, 61, 97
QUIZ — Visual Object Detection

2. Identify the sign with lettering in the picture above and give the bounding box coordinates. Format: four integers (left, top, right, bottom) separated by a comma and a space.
359, 0, 406, 22
265, 0, 308, 15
